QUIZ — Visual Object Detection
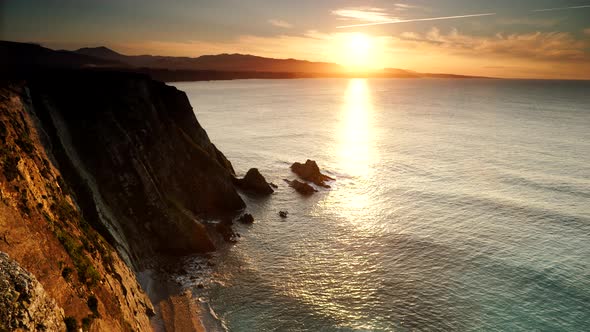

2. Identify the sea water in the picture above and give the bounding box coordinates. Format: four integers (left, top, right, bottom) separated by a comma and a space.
173, 78, 590, 331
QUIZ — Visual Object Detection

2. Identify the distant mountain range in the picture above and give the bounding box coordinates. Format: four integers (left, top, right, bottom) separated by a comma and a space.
1, 40, 486, 81
75, 46, 343, 74
1, 41, 121, 69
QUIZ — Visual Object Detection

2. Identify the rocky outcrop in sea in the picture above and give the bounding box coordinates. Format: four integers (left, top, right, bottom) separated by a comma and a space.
234, 168, 274, 195
284, 179, 318, 195
291, 159, 334, 188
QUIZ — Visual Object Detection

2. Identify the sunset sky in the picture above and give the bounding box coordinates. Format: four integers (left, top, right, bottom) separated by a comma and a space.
2, 0, 590, 79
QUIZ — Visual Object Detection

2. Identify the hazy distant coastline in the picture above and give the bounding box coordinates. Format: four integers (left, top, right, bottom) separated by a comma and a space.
1, 41, 490, 82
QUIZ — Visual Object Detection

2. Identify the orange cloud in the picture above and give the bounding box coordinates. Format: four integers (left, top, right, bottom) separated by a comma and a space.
332, 7, 396, 22
496, 18, 560, 27
106, 27, 590, 79
397, 28, 589, 61
268, 19, 293, 28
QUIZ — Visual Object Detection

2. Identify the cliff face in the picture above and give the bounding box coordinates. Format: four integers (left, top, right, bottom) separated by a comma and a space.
0, 71, 246, 330
0, 83, 153, 331
27, 71, 245, 268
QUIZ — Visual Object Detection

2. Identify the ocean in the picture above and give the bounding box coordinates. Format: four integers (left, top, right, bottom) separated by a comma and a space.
172, 78, 590, 331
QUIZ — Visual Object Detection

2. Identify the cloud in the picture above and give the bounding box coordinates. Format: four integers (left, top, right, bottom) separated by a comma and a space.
118, 28, 589, 64
496, 18, 560, 28
268, 19, 293, 28
332, 5, 423, 23
95, 26, 589, 79
393, 4, 416, 11
332, 7, 396, 23
533, 5, 590, 12
396, 28, 589, 61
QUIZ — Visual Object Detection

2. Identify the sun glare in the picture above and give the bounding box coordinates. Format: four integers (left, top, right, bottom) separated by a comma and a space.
349, 33, 371, 51
342, 33, 374, 71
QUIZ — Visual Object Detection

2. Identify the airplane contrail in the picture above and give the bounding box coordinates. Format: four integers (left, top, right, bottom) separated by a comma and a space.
336, 12, 497, 28
336, 13, 496, 29
533, 4, 590, 12
336, 4, 590, 29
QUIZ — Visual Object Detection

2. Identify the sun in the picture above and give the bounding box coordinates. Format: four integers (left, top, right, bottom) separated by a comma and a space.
349, 33, 371, 51
343, 33, 373, 70
328, 32, 383, 72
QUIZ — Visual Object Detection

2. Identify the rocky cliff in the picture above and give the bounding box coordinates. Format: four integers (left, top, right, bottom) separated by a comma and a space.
0, 252, 66, 331
27, 71, 245, 268
1, 82, 153, 331
0, 71, 246, 331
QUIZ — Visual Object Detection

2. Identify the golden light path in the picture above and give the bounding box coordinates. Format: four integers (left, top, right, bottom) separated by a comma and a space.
317, 78, 377, 220
338, 78, 375, 179
283, 79, 380, 329
333, 78, 381, 236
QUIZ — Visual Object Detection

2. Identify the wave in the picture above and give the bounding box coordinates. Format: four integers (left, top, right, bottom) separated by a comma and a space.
498, 172, 590, 199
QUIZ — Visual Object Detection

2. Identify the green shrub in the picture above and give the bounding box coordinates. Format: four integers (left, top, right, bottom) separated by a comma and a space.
0, 121, 6, 140
61, 267, 73, 280
83, 265, 101, 287
87, 295, 99, 316
81, 316, 93, 331
15, 136, 34, 155
64, 316, 77, 332
56, 231, 101, 286
2, 155, 20, 181
51, 199, 79, 223
42, 211, 52, 222
18, 190, 30, 215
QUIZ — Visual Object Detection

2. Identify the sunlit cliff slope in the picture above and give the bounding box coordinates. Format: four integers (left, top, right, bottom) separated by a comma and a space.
0, 70, 245, 331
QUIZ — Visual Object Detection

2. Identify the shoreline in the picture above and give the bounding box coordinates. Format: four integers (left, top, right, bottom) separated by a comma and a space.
157, 291, 206, 332
139, 268, 209, 332
137, 256, 225, 332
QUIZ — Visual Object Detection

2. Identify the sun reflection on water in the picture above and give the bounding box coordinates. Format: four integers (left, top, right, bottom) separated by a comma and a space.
279, 79, 382, 328
316, 78, 379, 226
325, 78, 378, 223
337, 79, 375, 178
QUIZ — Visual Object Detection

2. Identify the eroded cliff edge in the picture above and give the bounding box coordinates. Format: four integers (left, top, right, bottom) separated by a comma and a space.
0, 71, 246, 331
28, 71, 245, 268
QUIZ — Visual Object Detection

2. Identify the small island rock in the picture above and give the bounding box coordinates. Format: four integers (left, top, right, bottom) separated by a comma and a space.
290, 160, 334, 188
215, 222, 238, 243
237, 213, 254, 224
284, 179, 317, 196
234, 168, 274, 195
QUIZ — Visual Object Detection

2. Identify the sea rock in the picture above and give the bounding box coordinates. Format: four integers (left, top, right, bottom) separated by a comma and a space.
0, 252, 66, 332
279, 211, 288, 218
290, 159, 334, 188
215, 222, 238, 243
237, 213, 254, 224
234, 168, 274, 195
284, 179, 317, 196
